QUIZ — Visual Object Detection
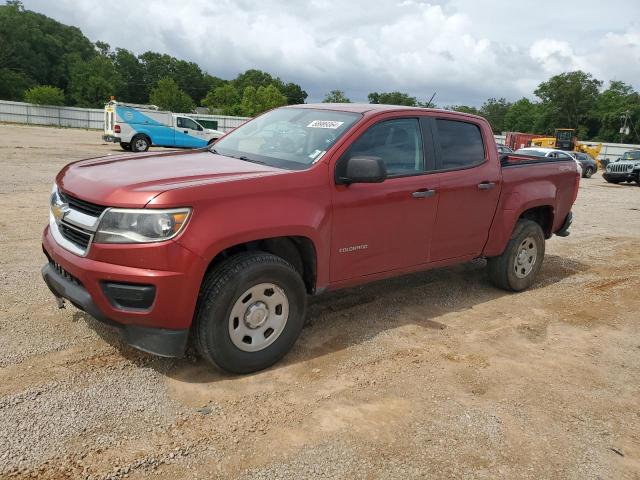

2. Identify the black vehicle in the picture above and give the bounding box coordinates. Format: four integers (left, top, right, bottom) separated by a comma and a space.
572, 152, 598, 178
603, 150, 640, 184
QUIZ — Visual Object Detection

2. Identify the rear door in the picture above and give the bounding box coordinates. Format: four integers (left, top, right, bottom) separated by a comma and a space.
427, 117, 501, 261
330, 116, 439, 281
175, 117, 208, 148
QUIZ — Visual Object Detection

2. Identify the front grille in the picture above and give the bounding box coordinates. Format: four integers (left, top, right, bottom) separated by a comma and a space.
59, 223, 91, 249
609, 163, 632, 173
59, 191, 107, 217
48, 258, 83, 287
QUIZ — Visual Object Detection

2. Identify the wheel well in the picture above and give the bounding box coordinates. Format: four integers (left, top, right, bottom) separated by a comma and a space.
519, 206, 553, 238
206, 236, 317, 294
133, 133, 151, 145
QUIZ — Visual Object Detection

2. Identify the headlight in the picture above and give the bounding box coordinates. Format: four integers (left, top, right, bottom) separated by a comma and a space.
94, 208, 191, 243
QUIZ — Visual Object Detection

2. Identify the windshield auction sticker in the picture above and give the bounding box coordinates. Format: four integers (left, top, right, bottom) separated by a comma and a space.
307, 120, 344, 129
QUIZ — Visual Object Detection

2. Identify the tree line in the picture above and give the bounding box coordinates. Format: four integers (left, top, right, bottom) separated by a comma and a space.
1, 1, 639, 143
0, 1, 307, 116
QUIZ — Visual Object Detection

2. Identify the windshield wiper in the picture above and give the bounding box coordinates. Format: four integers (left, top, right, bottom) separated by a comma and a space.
208, 148, 266, 165
237, 155, 266, 165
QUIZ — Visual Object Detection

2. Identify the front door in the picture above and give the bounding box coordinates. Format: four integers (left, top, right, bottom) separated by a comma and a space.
427, 117, 501, 261
175, 117, 207, 148
330, 117, 439, 282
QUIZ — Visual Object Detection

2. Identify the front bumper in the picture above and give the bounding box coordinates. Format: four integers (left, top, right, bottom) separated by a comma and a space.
41, 225, 206, 358
102, 134, 121, 143
603, 171, 638, 182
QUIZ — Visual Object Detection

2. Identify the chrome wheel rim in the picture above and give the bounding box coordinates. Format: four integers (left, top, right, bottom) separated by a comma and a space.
135, 138, 147, 150
514, 236, 537, 278
228, 283, 289, 352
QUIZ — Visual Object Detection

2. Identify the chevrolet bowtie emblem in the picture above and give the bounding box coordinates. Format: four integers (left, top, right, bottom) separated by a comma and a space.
51, 200, 70, 224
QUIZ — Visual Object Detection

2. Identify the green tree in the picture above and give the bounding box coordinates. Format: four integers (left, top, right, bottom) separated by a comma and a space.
240, 86, 259, 116
0, 69, 33, 100
368, 91, 418, 106
149, 77, 194, 112
593, 81, 640, 142
24, 85, 65, 105
480, 97, 511, 134
67, 54, 121, 107
112, 48, 146, 103
234, 69, 277, 92
503, 98, 541, 133
255, 84, 288, 113
203, 83, 241, 114
534, 71, 602, 131
446, 105, 480, 115
280, 82, 307, 105
0, 2, 95, 99
323, 90, 351, 103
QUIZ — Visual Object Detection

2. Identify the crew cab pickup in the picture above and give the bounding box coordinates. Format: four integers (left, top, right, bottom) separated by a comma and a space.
103, 100, 224, 152
42, 104, 580, 373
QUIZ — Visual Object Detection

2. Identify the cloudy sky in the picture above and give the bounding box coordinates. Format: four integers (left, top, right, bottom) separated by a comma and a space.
20, 0, 640, 105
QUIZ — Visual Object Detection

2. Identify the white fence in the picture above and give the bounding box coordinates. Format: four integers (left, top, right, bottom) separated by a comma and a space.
0, 100, 249, 132
0, 100, 104, 129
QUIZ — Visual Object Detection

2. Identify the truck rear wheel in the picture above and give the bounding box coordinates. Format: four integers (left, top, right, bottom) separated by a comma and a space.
131, 135, 150, 152
194, 252, 307, 374
487, 219, 545, 292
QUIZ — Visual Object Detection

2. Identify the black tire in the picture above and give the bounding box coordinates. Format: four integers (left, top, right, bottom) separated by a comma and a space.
487, 219, 545, 292
583, 166, 594, 178
194, 252, 307, 374
605, 177, 620, 184
131, 135, 150, 152
120, 142, 132, 151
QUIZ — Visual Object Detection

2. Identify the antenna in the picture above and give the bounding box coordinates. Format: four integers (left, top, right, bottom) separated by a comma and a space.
424, 92, 437, 108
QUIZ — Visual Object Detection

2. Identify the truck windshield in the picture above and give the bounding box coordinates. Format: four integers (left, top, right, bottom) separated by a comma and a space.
211, 108, 361, 170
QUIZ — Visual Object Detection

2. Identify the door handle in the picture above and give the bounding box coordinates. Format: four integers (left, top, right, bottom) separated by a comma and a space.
183, 130, 188, 134
412, 189, 436, 199
478, 182, 496, 190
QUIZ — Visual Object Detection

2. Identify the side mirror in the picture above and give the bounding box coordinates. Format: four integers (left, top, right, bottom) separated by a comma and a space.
337, 156, 387, 185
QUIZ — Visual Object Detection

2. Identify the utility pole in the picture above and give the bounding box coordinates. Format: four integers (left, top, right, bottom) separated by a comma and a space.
620, 110, 631, 144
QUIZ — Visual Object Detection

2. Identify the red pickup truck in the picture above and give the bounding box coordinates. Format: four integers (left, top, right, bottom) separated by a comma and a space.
42, 104, 579, 373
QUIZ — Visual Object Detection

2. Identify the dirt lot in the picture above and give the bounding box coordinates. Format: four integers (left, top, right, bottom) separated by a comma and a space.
0, 123, 639, 480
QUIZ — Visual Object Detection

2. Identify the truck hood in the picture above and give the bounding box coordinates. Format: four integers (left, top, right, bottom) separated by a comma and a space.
57, 150, 284, 207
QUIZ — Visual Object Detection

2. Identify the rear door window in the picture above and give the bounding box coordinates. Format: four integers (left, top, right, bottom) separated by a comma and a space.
434, 119, 485, 170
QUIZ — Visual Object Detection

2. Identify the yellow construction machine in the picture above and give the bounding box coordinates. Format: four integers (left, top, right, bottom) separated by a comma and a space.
530, 128, 602, 164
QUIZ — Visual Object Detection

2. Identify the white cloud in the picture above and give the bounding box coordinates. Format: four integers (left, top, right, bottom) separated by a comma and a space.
19, 0, 640, 105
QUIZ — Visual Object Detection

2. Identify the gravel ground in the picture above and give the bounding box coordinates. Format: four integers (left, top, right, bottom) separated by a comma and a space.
0, 123, 639, 479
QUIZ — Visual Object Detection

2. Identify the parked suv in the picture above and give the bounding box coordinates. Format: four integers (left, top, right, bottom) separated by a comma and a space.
42, 104, 580, 373
603, 150, 640, 184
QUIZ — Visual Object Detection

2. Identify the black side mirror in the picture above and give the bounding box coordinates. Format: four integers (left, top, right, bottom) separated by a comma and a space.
337, 156, 387, 185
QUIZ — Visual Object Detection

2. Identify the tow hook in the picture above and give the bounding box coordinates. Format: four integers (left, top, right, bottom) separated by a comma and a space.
55, 296, 66, 309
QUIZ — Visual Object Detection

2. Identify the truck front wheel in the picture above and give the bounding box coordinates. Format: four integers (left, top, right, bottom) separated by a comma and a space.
487, 219, 545, 292
194, 252, 307, 374
131, 135, 150, 152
